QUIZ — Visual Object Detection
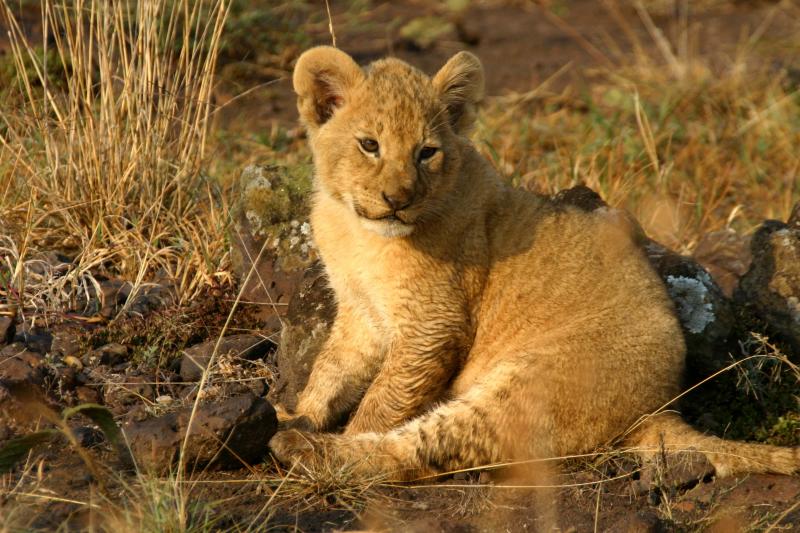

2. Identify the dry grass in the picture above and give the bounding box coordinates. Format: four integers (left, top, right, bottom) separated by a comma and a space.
0, 0, 232, 315
476, 1, 800, 252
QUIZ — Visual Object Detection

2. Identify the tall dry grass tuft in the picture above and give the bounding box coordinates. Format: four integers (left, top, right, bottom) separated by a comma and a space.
0, 0, 231, 311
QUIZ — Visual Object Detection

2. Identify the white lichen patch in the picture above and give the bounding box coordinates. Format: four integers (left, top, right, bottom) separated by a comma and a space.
666, 272, 715, 334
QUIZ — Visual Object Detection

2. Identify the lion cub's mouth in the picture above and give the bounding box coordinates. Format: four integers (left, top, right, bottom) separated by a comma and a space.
353, 203, 415, 237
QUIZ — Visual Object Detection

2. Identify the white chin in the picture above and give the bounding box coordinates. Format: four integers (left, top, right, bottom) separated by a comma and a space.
359, 218, 415, 238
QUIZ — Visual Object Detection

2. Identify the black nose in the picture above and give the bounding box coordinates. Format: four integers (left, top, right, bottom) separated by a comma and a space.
382, 189, 414, 211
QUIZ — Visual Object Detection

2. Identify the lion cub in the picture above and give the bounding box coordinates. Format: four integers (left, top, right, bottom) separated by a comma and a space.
269, 47, 799, 480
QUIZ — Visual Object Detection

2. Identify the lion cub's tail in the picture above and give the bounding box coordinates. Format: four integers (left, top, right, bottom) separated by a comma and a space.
626, 412, 800, 476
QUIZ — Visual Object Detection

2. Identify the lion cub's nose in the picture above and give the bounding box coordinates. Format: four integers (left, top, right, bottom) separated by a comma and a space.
382, 188, 414, 211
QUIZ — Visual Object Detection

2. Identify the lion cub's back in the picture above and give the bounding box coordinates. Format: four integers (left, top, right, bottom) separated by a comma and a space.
463, 190, 685, 431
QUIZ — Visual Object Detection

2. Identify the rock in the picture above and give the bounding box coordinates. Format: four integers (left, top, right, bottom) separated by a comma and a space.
50, 329, 83, 358
735, 213, 800, 355
634, 450, 715, 496
269, 262, 336, 411
789, 202, 800, 229
551, 184, 607, 212
180, 334, 275, 382
14, 325, 53, 354
0, 343, 46, 387
125, 282, 178, 317
72, 426, 104, 448
54, 366, 78, 390
0, 307, 15, 345
124, 393, 277, 471
103, 374, 155, 408
82, 343, 128, 367
229, 165, 316, 324
645, 240, 735, 379
93, 278, 132, 318
692, 229, 752, 298
75, 385, 101, 404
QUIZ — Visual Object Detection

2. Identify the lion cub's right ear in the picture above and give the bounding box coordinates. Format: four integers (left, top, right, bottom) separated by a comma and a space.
293, 47, 364, 131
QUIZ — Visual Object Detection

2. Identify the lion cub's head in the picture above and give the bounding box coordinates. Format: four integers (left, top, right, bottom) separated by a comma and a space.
293, 47, 484, 238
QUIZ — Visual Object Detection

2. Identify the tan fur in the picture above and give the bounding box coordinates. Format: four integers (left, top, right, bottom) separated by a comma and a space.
269, 47, 800, 481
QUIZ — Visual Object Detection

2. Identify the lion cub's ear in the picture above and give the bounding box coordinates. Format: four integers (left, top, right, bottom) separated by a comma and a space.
293, 46, 364, 130
432, 51, 485, 134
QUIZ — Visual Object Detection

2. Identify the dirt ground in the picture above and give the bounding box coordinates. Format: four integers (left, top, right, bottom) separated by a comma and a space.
2, 1, 800, 531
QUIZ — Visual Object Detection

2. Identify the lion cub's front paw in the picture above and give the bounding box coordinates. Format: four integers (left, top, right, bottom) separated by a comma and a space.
269, 429, 319, 467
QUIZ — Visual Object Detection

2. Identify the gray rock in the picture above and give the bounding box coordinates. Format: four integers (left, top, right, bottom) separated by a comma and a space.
269, 262, 335, 411
735, 211, 800, 355
180, 334, 275, 382
123, 392, 277, 472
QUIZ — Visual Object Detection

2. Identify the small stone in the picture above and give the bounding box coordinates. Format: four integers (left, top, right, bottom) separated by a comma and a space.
15, 325, 53, 354
83, 343, 128, 367
124, 393, 277, 472
180, 334, 274, 382
103, 374, 155, 407
75, 386, 101, 404
72, 426, 104, 448
51, 329, 83, 358
95, 279, 133, 318
0, 344, 46, 388
156, 395, 173, 405
63, 355, 83, 370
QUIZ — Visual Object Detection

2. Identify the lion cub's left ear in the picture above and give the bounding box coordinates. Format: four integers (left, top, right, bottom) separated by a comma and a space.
432, 51, 485, 134
293, 46, 364, 131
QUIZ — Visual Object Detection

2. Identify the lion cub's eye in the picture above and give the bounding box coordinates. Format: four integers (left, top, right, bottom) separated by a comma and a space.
359, 138, 380, 154
418, 146, 438, 161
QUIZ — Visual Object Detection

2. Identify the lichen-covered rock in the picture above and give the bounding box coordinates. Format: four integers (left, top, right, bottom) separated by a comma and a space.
644, 240, 735, 379
230, 165, 317, 325
268, 262, 335, 411
735, 211, 800, 355
123, 392, 277, 472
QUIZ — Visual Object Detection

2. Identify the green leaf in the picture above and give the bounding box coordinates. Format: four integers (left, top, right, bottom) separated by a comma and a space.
63, 403, 132, 465
0, 430, 60, 473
